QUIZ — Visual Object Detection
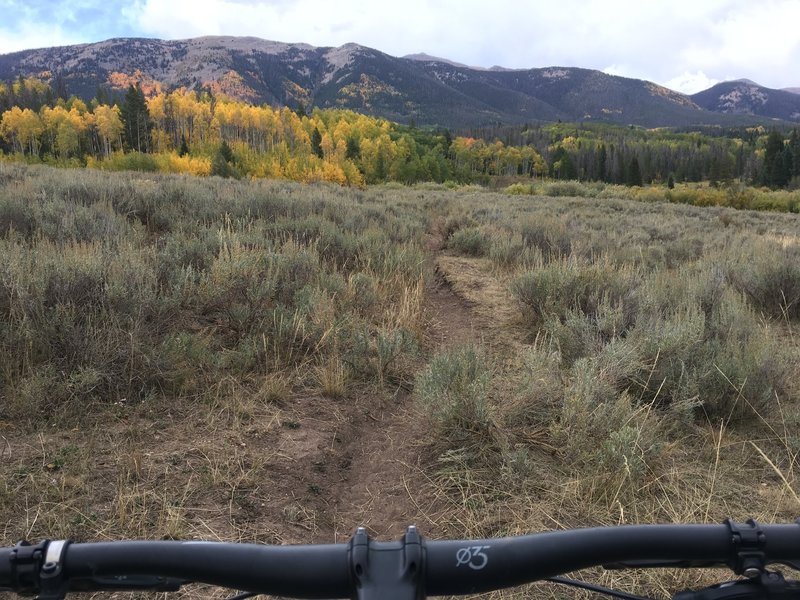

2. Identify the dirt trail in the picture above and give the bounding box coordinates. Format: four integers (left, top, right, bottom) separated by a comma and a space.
267, 251, 491, 543
309, 253, 530, 540
434, 255, 527, 355
320, 256, 491, 539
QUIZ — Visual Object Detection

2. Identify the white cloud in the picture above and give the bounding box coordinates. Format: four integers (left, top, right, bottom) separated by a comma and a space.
664, 72, 721, 95
0, 0, 137, 54
129, 0, 439, 48
0, 22, 83, 54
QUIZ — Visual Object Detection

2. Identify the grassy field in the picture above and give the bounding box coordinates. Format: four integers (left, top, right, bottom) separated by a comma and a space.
2, 162, 800, 598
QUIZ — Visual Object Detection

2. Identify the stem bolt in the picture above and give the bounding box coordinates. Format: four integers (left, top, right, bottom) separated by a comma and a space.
744, 567, 761, 578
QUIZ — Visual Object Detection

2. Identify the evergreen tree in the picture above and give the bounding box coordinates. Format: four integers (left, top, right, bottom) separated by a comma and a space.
219, 140, 233, 163
311, 127, 323, 158
211, 152, 233, 178
178, 134, 189, 157
53, 74, 68, 102
708, 155, 721, 188
762, 129, 788, 188
375, 152, 386, 182
597, 143, 607, 182
784, 145, 794, 185
551, 146, 577, 179
95, 86, 110, 107
211, 141, 237, 178
790, 129, 800, 177
345, 136, 360, 160
627, 156, 642, 187
120, 84, 152, 153
442, 129, 453, 155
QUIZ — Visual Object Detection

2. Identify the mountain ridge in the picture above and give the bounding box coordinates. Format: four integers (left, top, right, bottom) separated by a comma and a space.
1, 36, 798, 128
690, 80, 800, 122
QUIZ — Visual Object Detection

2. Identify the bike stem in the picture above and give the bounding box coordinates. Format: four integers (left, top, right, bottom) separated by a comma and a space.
348, 526, 425, 600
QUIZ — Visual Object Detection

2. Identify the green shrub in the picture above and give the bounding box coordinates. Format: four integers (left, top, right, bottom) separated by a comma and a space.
448, 227, 491, 257
504, 183, 534, 195
503, 344, 563, 427
557, 355, 664, 498
633, 187, 667, 203
544, 291, 637, 365
43, 264, 106, 309
0, 196, 36, 238
729, 245, 800, 319
348, 272, 378, 314
358, 236, 424, 281
318, 225, 359, 270
437, 214, 477, 241
272, 242, 320, 306
415, 346, 493, 443
518, 217, 571, 262
545, 181, 591, 198
98, 151, 159, 173
618, 270, 789, 423
487, 231, 540, 269
156, 332, 212, 395
511, 260, 639, 331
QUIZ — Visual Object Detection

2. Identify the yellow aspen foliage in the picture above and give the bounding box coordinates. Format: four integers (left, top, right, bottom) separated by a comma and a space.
153, 153, 211, 176
0, 106, 44, 155
320, 132, 335, 160
93, 105, 123, 157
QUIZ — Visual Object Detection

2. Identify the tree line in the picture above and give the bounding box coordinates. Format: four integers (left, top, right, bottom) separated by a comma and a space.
1, 76, 798, 189
467, 121, 800, 189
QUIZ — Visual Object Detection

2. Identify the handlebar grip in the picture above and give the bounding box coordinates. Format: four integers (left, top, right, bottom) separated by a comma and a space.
0, 542, 51, 595
0, 547, 11, 590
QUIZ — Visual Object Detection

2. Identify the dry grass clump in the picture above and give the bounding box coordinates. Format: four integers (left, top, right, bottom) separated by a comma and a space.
415, 346, 494, 445
727, 239, 800, 320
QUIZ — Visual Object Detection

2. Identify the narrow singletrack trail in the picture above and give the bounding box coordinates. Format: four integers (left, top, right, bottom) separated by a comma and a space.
226, 219, 529, 547
260, 242, 532, 544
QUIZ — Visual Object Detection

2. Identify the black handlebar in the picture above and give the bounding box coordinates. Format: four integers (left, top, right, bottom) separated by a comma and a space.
2, 520, 800, 599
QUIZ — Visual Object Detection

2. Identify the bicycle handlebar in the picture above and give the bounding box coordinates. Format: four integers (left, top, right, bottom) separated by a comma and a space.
2, 520, 800, 599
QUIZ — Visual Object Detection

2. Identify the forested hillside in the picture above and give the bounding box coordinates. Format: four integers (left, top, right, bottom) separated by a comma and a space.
1, 76, 799, 196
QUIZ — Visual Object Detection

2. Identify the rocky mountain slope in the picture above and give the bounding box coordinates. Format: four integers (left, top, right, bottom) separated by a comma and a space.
1, 36, 797, 128
690, 80, 800, 122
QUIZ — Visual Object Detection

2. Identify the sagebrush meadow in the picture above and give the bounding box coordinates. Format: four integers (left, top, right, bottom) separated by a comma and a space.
2, 162, 800, 598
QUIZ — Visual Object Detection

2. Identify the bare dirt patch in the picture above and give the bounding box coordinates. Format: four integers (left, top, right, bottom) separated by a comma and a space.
434, 254, 528, 355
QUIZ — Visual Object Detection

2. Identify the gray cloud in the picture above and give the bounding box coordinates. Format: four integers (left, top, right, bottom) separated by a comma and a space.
2, 0, 798, 93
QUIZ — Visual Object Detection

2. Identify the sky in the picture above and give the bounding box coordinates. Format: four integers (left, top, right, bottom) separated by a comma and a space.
0, 0, 798, 95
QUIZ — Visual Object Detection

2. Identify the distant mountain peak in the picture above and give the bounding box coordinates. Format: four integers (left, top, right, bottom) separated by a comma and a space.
322, 43, 370, 83
402, 52, 527, 74
732, 78, 761, 86
403, 52, 486, 71
691, 80, 800, 121
1, 36, 797, 127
